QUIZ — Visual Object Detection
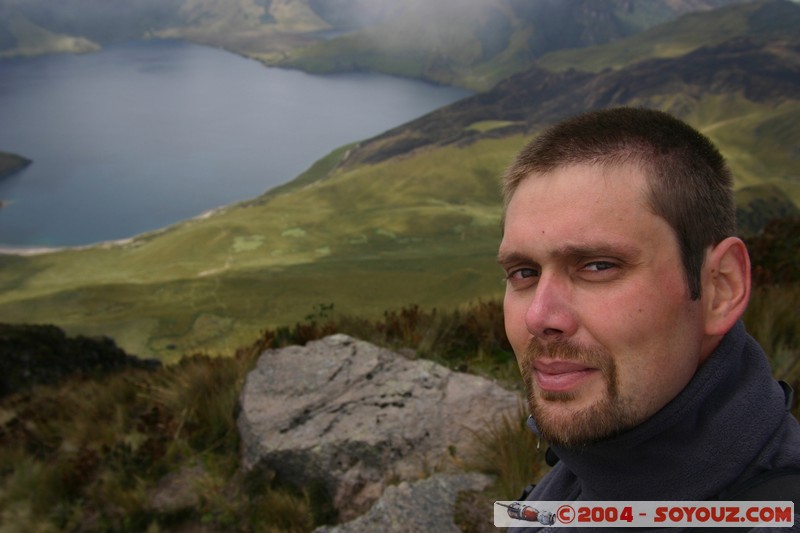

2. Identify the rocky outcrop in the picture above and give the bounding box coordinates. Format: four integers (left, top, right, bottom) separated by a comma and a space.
313, 472, 494, 533
0, 323, 161, 397
237, 334, 520, 521
0, 151, 31, 180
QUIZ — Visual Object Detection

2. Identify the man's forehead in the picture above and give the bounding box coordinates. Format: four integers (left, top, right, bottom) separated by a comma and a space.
499, 164, 669, 262
504, 163, 655, 222
518, 161, 649, 194
506, 163, 643, 213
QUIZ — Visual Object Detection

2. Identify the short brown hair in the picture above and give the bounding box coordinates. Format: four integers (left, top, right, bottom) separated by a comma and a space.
502, 107, 735, 300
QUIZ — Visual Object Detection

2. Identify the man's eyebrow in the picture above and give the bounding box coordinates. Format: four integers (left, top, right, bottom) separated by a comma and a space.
496, 251, 532, 266
497, 243, 640, 266
554, 243, 641, 260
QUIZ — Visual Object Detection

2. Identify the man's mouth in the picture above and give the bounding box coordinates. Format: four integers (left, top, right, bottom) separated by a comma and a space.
532, 360, 598, 393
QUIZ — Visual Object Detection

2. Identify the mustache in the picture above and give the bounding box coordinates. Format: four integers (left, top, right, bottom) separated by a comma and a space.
521, 338, 617, 397
523, 337, 609, 366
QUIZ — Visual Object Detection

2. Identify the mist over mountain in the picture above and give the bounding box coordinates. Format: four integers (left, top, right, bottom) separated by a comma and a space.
0, 0, 748, 87
270, 0, 752, 89
0, 0, 184, 53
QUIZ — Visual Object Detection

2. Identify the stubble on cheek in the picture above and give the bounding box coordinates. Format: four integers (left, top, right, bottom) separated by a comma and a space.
521, 339, 639, 448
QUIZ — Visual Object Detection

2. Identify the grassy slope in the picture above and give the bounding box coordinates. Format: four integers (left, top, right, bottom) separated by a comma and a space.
537, 0, 799, 72
680, 96, 800, 196
1, 87, 797, 361
0, 137, 520, 361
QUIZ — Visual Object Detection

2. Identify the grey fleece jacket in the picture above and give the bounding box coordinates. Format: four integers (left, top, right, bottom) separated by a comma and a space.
510, 321, 800, 532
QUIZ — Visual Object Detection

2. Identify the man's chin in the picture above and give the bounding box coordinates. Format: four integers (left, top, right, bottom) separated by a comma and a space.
529, 394, 639, 448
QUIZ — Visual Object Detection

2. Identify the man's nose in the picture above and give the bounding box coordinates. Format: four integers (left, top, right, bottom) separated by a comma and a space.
524, 273, 578, 340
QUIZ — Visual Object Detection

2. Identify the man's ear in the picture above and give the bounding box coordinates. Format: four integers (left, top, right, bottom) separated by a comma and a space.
702, 237, 751, 336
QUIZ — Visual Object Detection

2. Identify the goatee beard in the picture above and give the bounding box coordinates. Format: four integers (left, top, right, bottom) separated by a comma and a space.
522, 339, 639, 448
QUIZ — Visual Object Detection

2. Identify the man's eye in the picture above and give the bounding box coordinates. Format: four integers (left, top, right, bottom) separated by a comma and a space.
583, 261, 617, 272
507, 267, 539, 280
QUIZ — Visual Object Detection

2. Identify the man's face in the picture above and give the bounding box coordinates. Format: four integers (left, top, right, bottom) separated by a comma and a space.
499, 163, 707, 447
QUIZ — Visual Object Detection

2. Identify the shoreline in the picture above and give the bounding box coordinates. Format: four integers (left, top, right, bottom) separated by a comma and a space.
0, 206, 224, 256
0, 236, 137, 256
0, 245, 65, 256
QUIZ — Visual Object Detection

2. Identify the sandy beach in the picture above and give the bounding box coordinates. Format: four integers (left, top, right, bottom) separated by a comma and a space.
0, 245, 65, 256
0, 234, 139, 256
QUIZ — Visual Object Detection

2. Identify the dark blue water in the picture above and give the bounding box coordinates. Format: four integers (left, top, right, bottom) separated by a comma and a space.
0, 40, 470, 247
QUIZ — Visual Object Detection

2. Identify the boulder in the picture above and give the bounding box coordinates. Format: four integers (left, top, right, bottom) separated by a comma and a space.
313, 472, 494, 533
237, 334, 520, 520
146, 464, 208, 514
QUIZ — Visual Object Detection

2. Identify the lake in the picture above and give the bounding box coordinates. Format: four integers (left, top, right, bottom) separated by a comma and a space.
0, 40, 471, 247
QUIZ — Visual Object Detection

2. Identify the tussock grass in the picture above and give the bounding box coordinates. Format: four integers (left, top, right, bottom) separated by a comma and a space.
745, 283, 800, 418
148, 354, 250, 454
0, 349, 297, 532
267, 300, 518, 383
465, 402, 547, 501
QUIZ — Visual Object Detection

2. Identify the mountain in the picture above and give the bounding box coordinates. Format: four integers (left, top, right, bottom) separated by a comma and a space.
538, 0, 800, 72
0, 1, 797, 361
347, 34, 800, 189
0, 0, 340, 58
0, 11, 98, 57
271, 0, 751, 90
0, 0, 747, 89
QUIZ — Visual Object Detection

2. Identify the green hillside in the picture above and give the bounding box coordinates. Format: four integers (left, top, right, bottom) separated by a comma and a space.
1, 27, 798, 361
538, 0, 800, 72
346, 34, 800, 194
0, 136, 517, 361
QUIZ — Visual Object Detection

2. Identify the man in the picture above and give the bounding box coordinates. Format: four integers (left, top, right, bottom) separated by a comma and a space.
497, 107, 800, 529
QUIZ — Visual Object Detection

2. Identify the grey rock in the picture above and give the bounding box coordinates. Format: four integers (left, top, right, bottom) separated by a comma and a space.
146, 464, 207, 514
238, 334, 520, 519
313, 472, 494, 533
